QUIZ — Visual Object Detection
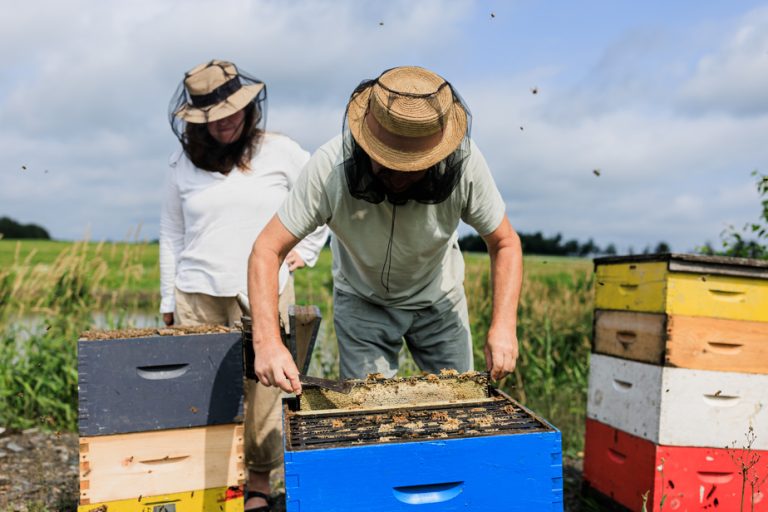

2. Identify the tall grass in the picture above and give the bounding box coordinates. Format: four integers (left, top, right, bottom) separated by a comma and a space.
464, 254, 593, 454
2, 241, 594, 457
0, 238, 157, 309
0, 240, 149, 431
295, 251, 594, 455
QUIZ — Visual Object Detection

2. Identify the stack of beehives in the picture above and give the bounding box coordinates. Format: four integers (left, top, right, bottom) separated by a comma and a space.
76, 326, 245, 511
582, 253, 768, 511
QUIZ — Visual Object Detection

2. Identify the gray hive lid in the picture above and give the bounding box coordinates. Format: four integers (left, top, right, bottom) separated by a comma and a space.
593, 252, 768, 280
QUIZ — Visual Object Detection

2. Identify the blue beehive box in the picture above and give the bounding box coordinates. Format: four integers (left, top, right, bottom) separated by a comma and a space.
282, 374, 563, 511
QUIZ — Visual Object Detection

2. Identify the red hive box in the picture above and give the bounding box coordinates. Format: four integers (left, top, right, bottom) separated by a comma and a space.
583, 418, 767, 512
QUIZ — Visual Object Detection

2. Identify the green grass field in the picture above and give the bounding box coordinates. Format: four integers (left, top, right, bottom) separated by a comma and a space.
0, 240, 594, 455
0, 239, 160, 301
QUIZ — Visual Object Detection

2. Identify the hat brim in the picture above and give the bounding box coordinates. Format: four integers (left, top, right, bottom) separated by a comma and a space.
346, 86, 467, 172
175, 83, 264, 124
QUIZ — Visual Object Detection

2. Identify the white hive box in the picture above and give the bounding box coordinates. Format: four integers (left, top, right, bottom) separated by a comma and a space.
587, 353, 768, 449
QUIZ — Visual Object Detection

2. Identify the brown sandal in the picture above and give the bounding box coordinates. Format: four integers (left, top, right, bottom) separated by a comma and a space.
244, 490, 272, 512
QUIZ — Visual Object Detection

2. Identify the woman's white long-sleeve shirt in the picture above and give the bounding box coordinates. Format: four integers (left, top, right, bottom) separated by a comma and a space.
159, 132, 329, 313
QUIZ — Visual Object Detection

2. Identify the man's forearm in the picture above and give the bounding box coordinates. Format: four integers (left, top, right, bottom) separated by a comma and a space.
488, 231, 523, 330
247, 245, 283, 348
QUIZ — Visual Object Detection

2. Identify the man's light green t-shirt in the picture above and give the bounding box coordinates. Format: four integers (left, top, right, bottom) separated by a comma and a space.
278, 135, 506, 310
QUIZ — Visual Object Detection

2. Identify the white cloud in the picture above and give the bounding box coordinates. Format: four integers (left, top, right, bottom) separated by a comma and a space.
678, 6, 768, 116
0, 0, 766, 256
0, 0, 471, 240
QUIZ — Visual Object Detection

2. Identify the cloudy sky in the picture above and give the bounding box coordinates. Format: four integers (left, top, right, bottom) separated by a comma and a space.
2, 0, 767, 253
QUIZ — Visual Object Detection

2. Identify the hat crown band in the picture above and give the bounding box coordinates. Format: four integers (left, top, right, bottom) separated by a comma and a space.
369, 83, 451, 138
184, 61, 238, 95
345, 66, 468, 172
189, 77, 242, 108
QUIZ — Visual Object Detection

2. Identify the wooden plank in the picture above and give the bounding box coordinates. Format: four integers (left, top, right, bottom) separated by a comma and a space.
587, 354, 768, 449
79, 424, 244, 504
666, 315, 768, 374
583, 419, 768, 512
292, 397, 499, 416
593, 310, 666, 365
289, 305, 322, 375
668, 259, 768, 280
594, 262, 669, 313
595, 260, 768, 321
78, 486, 244, 512
587, 354, 663, 442
78, 332, 244, 436
668, 272, 768, 322
594, 253, 768, 279
583, 418, 657, 511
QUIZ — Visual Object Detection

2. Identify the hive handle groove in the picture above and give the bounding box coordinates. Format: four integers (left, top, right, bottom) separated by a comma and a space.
707, 288, 746, 302
696, 471, 735, 484
138, 455, 190, 465
607, 448, 626, 464
615, 331, 637, 349
612, 379, 633, 391
706, 341, 743, 355
392, 481, 464, 504
136, 363, 190, 380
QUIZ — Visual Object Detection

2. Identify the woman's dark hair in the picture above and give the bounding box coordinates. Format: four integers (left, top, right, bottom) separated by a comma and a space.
182, 102, 264, 174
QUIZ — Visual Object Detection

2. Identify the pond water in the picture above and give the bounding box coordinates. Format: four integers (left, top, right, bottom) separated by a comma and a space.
5, 310, 342, 377
8, 310, 163, 340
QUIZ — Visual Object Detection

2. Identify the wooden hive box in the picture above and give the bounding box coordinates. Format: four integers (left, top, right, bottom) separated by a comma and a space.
78, 326, 244, 436
77, 326, 246, 508
79, 424, 245, 505
593, 309, 768, 374
77, 485, 244, 512
582, 418, 768, 512
593, 253, 768, 322
586, 354, 768, 450
283, 374, 563, 512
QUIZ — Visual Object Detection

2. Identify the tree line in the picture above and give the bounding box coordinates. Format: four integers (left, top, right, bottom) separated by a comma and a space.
458, 231, 671, 257
0, 216, 51, 240
5, 168, 766, 259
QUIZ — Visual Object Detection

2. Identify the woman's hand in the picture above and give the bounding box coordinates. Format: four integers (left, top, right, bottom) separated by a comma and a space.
284, 250, 306, 271
163, 312, 174, 326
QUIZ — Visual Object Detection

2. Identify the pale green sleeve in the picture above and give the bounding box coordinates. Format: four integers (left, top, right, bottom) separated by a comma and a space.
278, 145, 334, 240
460, 140, 507, 236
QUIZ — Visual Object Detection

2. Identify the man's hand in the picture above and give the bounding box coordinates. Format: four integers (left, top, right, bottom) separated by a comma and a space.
284, 250, 306, 271
248, 214, 303, 393
480, 216, 523, 382
163, 312, 174, 326
484, 326, 519, 381
254, 341, 302, 394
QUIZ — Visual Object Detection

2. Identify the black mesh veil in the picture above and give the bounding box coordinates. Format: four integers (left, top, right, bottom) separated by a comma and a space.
167, 62, 267, 173
342, 76, 473, 206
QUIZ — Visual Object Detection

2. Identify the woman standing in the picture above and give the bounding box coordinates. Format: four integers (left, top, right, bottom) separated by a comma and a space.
161, 59, 327, 512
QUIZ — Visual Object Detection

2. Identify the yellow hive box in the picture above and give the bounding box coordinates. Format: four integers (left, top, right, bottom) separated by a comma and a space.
78, 486, 243, 512
594, 254, 768, 322
594, 310, 768, 373
79, 424, 244, 506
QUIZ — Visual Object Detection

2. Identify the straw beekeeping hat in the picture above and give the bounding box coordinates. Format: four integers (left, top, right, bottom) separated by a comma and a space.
346, 66, 468, 172
174, 60, 265, 124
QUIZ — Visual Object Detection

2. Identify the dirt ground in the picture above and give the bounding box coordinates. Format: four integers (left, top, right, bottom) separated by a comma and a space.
0, 429, 586, 511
